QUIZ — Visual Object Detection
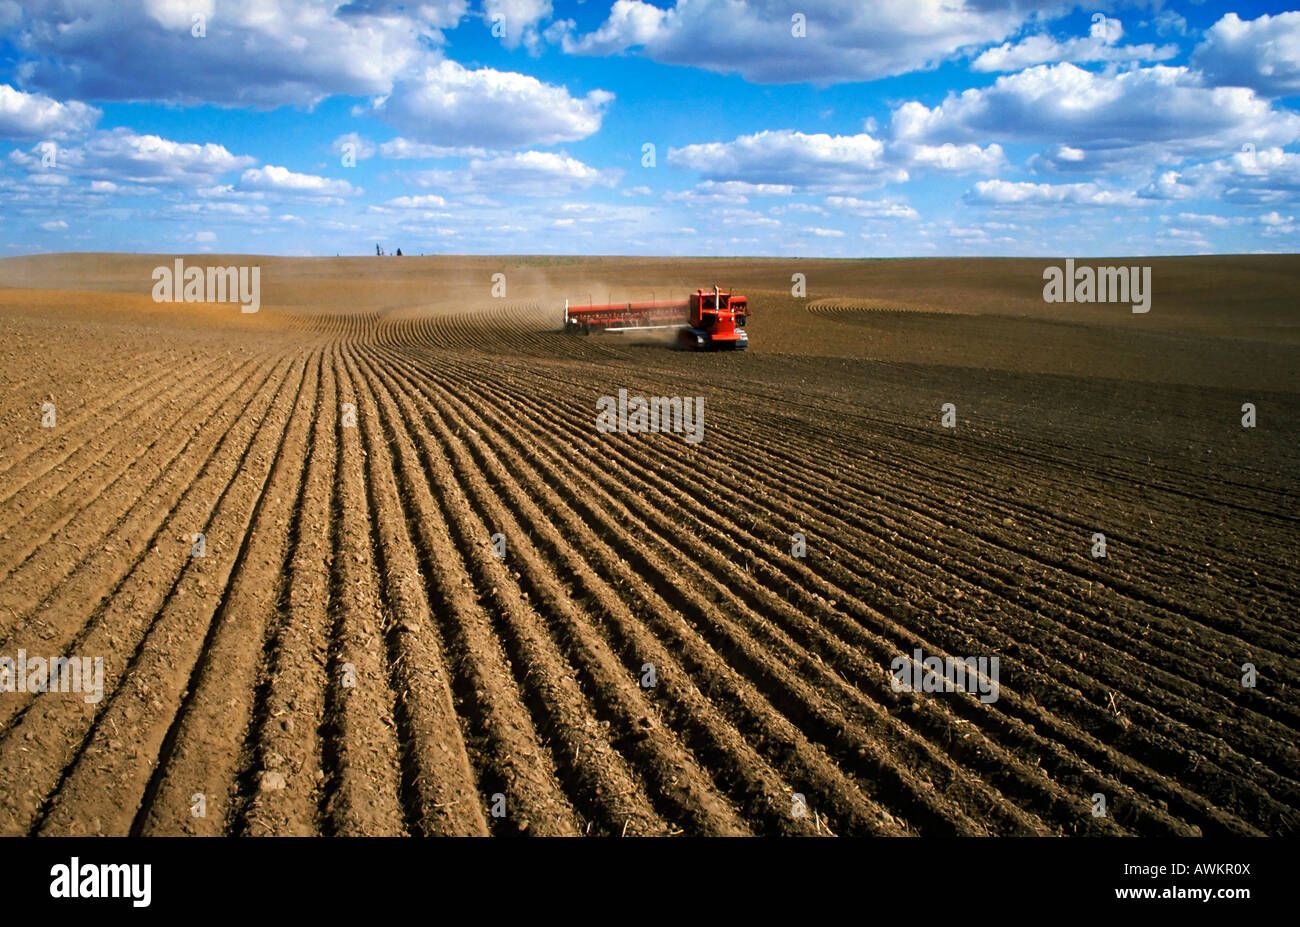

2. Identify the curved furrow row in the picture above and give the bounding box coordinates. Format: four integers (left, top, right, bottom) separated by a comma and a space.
0, 350, 218, 502
32, 353, 312, 836
0, 354, 274, 639
0, 344, 209, 473
0, 353, 256, 585
366, 349, 836, 835
0, 351, 286, 658
349, 345, 742, 835
131, 350, 324, 835
416, 353, 1289, 832
0, 351, 299, 835
368, 343, 1049, 835
392, 351, 1167, 835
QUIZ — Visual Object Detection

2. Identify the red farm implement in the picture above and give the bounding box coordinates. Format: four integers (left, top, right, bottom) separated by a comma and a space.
563, 286, 749, 351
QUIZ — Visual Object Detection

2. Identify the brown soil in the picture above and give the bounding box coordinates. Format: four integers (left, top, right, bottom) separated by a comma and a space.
0, 252, 1295, 836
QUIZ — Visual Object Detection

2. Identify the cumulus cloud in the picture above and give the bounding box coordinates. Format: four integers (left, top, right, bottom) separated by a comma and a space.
330, 132, 376, 162
377, 137, 494, 160
8, 127, 255, 186
824, 196, 920, 219
663, 180, 794, 204
1155, 226, 1211, 249
383, 194, 449, 209
0, 84, 99, 140
668, 130, 906, 191
972, 22, 1177, 72
1257, 211, 1297, 236
1141, 147, 1300, 205
239, 165, 359, 198
329, 132, 493, 165
892, 142, 1005, 174
1192, 12, 1300, 98
484, 0, 552, 53
5, 0, 465, 106
411, 151, 619, 196
1153, 11, 1188, 38
710, 208, 781, 228
964, 179, 1142, 208
367, 60, 612, 148
1161, 212, 1236, 228
1140, 169, 1198, 201
557, 0, 1063, 85
893, 63, 1300, 174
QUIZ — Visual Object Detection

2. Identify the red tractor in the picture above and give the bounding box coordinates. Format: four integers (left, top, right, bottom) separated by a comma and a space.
563, 286, 749, 351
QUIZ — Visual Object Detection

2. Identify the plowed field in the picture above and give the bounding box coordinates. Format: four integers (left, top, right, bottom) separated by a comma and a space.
0, 253, 1296, 836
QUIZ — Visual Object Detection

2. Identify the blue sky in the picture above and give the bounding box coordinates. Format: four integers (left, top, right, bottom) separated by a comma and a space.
1, 0, 1298, 257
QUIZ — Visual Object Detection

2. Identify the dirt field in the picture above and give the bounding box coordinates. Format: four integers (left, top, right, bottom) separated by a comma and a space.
0, 252, 1295, 836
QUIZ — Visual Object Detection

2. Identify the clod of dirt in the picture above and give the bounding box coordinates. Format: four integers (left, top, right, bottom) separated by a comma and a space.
258, 770, 288, 791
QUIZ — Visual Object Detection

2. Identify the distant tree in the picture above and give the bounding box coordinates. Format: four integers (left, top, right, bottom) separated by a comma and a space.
376, 243, 382, 256
395, 248, 402, 256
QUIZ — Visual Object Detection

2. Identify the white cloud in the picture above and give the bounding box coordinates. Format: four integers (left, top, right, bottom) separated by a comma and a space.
664, 180, 794, 204
163, 200, 270, 218
367, 59, 612, 148
973, 30, 1177, 72
708, 208, 780, 228
558, 0, 1062, 85
8, 0, 466, 106
1142, 147, 1300, 205
1257, 211, 1297, 237
8, 127, 255, 186
668, 130, 906, 191
384, 194, 449, 209
965, 180, 1142, 208
239, 165, 359, 198
378, 137, 494, 160
412, 151, 619, 196
892, 142, 1005, 174
1156, 227, 1211, 249
330, 132, 376, 162
1192, 12, 1300, 98
484, 0, 552, 53
893, 63, 1300, 174
824, 196, 919, 219
1153, 11, 1187, 38
1141, 169, 1198, 201
1163, 212, 1235, 228
772, 202, 829, 216
0, 84, 99, 140
39, 218, 67, 230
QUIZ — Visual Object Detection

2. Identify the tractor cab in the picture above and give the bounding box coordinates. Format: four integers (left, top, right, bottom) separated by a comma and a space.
681, 287, 749, 351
